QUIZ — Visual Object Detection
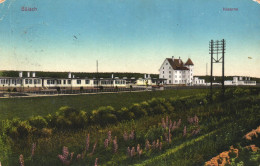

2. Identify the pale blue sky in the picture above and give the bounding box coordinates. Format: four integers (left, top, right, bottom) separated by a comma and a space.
0, 0, 260, 77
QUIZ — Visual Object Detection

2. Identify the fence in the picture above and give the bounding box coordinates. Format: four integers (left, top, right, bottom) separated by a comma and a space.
25, 87, 147, 95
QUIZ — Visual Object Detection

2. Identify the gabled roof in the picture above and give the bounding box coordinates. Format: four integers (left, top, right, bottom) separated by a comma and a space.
166, 58, 189, 70
185, 58, 194, 66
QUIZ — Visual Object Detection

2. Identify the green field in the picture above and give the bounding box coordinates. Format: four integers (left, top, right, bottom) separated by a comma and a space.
1, 87, 259, 166
0, 89, 207, 121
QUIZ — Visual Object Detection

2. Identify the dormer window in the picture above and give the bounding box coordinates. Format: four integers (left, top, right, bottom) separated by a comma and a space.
166, 63, 168, 65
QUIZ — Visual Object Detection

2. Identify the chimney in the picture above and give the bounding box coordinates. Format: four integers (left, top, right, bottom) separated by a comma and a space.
27, 71, 30, 77
68, 72, 72, 78
233, 77, 238, 83
32, 72, 36, 77
19, 71, 23, 78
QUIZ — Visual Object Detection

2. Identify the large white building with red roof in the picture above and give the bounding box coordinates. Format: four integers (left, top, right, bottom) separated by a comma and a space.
159, 56, 194, 85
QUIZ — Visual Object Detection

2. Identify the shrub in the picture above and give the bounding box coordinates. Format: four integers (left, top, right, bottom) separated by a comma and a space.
45, 114, 56, 128
91, 106, 118, 126
12, 88, 17, 92
28, 116, 48, 129
58, 106, 80, 117
52, 106, 89, 129
129, 103, 148, 119
40, 128, 53, 137
117, 107, 134, 121
3, 118, 32, 139
148, 98, 173, 115
0, 134, 11, 164
16, 121, 32, 138
233, 88, 245, 98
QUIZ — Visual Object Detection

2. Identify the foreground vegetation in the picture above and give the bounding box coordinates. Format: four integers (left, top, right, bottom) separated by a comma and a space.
0, 89, 207, 121
0, 87, 259, 166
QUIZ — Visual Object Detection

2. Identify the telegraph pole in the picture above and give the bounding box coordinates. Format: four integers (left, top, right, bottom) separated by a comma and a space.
221, 39, 225, 98
96, 60, 99, 88
210, 40, 213, 100
209, 39, 226, 100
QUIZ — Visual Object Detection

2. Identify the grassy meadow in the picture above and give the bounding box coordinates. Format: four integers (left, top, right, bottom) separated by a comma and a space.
0, 87, 259, 166
0, 89, 207, 121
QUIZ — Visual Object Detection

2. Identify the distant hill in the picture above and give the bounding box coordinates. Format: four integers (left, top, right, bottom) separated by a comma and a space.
0, 70, 159, 79
195, 75, 260, 83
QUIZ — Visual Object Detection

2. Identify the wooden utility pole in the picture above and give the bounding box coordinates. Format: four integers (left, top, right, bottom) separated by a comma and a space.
221, 39, 225, 98
210, 40, 213, 100
209, 39, 226, 100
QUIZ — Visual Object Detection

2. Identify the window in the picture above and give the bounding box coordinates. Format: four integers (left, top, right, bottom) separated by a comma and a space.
166, 63, 168, 65
163, 71, 164, 74
169, 67, 171, 69
169, 80, 171, 84
57, 80, 61, 84
94, 80, 98, 85
169, 71, 171, 73
77, 80, 81, 84
169, 75, 171, 78
85, 80, 90, 84
47, 80, 54, 84
47, 80, 50, 85
63, 80, 66, 84
34, 79, 37, 84
68, 80, 71, 84
29, 79, 32, 84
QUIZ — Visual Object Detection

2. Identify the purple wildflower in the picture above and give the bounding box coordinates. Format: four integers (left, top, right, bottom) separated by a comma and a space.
95, 158, 98, 166
183, 126, 187, 137
108, 131, 112, 143
113, 136, 118, 153
86, 134, 90, 152
104, 139, 109, 149
19, 154, 24, 166
123, 131, 128, 141
31, 143, 36, 158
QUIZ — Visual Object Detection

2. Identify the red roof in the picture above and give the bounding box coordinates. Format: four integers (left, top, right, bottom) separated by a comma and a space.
166, 58, 189, 70
185, 58, 194, 66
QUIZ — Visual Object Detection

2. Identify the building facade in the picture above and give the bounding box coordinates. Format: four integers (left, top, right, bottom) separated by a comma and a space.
159, 56, 194, 85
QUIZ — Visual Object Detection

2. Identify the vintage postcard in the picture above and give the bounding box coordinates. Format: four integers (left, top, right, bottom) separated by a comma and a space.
0, 0, 260, 165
